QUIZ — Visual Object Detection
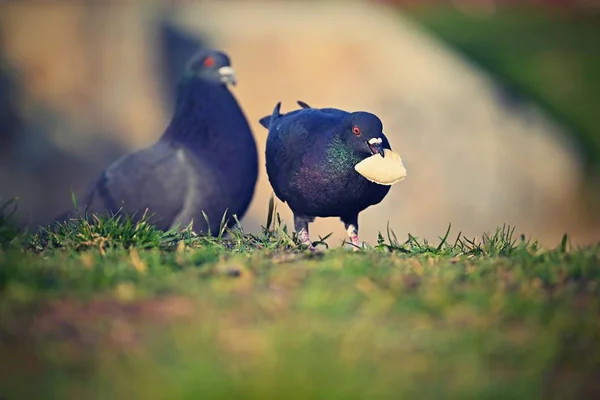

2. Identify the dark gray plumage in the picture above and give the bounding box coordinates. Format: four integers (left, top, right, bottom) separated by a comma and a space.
57, 50, 258, 234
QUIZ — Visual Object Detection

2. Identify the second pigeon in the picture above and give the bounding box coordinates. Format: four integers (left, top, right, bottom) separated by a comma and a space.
57, 50, 259, 235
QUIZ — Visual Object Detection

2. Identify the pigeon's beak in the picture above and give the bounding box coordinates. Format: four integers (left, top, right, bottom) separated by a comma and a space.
218, 66, 237, 86
367, 137, 385, 158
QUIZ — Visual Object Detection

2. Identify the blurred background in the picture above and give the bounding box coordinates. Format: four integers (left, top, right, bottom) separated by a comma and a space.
0, 0, 599, 247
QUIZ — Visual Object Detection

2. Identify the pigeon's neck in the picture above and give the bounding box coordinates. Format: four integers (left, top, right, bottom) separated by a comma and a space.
325, 135, 362, 171
162, 78, 229, 143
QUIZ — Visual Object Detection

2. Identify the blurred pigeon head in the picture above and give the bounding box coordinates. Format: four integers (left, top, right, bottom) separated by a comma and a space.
184, 50, 236, 86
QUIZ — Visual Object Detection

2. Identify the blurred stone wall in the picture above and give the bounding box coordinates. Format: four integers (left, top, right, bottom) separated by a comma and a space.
0, 0, 598, 247
0, 1, 170, 226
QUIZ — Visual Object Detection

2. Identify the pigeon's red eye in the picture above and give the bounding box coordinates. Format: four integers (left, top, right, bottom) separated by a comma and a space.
204, 57, 215, 67
352, 126, 361, 136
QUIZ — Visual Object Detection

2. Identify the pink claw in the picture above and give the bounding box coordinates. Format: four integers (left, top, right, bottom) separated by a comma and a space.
299, 229, 315, 251
351, 234, 361, 251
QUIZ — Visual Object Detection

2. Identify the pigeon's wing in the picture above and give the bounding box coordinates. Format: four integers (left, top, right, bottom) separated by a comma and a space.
266, 109, 343, 203
260, 102, 346, 130
272, 108, 347, 139
295, 102, 347, 118
79, 141, 192, 230
316, 108, 348, 117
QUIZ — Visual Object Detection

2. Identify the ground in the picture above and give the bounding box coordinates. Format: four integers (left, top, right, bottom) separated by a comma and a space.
0, 198, 599, 399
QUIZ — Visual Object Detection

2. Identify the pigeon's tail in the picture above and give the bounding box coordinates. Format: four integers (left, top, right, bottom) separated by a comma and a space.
258, 116, 270, 129
259, 102, 282, 129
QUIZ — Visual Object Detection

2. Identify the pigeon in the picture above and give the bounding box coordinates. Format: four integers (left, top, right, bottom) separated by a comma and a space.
57, 50, 258, 235
260, 101, 399, 250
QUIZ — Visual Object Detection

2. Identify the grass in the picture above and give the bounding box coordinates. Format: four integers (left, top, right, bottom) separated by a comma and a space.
0, 197, 599, 399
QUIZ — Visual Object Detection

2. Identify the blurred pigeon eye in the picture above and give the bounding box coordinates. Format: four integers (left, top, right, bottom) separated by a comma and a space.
352, 126, 361, 136
204, 57, 215, 67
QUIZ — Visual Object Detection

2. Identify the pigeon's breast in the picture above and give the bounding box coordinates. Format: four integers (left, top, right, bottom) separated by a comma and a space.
286, 151, 390, 217
168, 86, 259, 221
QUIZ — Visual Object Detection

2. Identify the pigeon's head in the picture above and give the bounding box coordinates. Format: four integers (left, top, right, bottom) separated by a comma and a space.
344, 112, 386, 159
185, 50, 236, 86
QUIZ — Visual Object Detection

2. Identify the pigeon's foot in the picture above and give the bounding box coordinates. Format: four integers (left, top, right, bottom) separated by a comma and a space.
342, 218, 362, 252
350, 234, 362, 251
299, 229, 316, 251
294, 214, 316, 252
302, 241, 316, 251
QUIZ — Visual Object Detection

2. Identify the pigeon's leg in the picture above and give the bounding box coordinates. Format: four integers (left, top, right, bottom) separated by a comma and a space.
341, 215, 361, 251
294, 214, 315, 250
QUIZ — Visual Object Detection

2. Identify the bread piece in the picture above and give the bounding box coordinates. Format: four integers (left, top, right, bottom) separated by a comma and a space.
354, 149, 407, 185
